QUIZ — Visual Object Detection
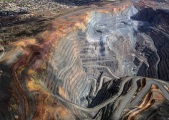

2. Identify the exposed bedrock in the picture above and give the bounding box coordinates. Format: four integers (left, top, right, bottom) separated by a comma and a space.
0, 0, 169, 120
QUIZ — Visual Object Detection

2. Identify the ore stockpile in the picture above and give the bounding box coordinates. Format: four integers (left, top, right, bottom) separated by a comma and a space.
0, 0, 169, 120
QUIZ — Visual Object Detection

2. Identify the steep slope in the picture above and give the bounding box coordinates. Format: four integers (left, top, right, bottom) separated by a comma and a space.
0, 0, 169, 120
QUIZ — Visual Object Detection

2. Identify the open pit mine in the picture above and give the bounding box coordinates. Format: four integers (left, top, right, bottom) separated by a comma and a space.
0, 0, 169, 120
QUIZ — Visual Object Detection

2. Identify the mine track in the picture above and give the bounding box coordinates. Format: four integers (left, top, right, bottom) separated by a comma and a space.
0, 45, 4, 59
83, 64, 120, 79
51, 76, 169, 120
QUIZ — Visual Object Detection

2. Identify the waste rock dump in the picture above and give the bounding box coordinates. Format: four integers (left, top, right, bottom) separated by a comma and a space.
0, 0, 169, 120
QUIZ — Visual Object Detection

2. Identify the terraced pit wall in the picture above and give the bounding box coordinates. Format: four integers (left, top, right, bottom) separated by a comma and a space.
0, 0, 169, 120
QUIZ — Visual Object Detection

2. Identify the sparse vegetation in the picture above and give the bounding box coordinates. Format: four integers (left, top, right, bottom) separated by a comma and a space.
0, 0, 14, 2
0, 0, 73, 44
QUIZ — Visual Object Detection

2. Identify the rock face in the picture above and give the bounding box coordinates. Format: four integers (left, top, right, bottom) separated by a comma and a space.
0, 0, 169, 120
